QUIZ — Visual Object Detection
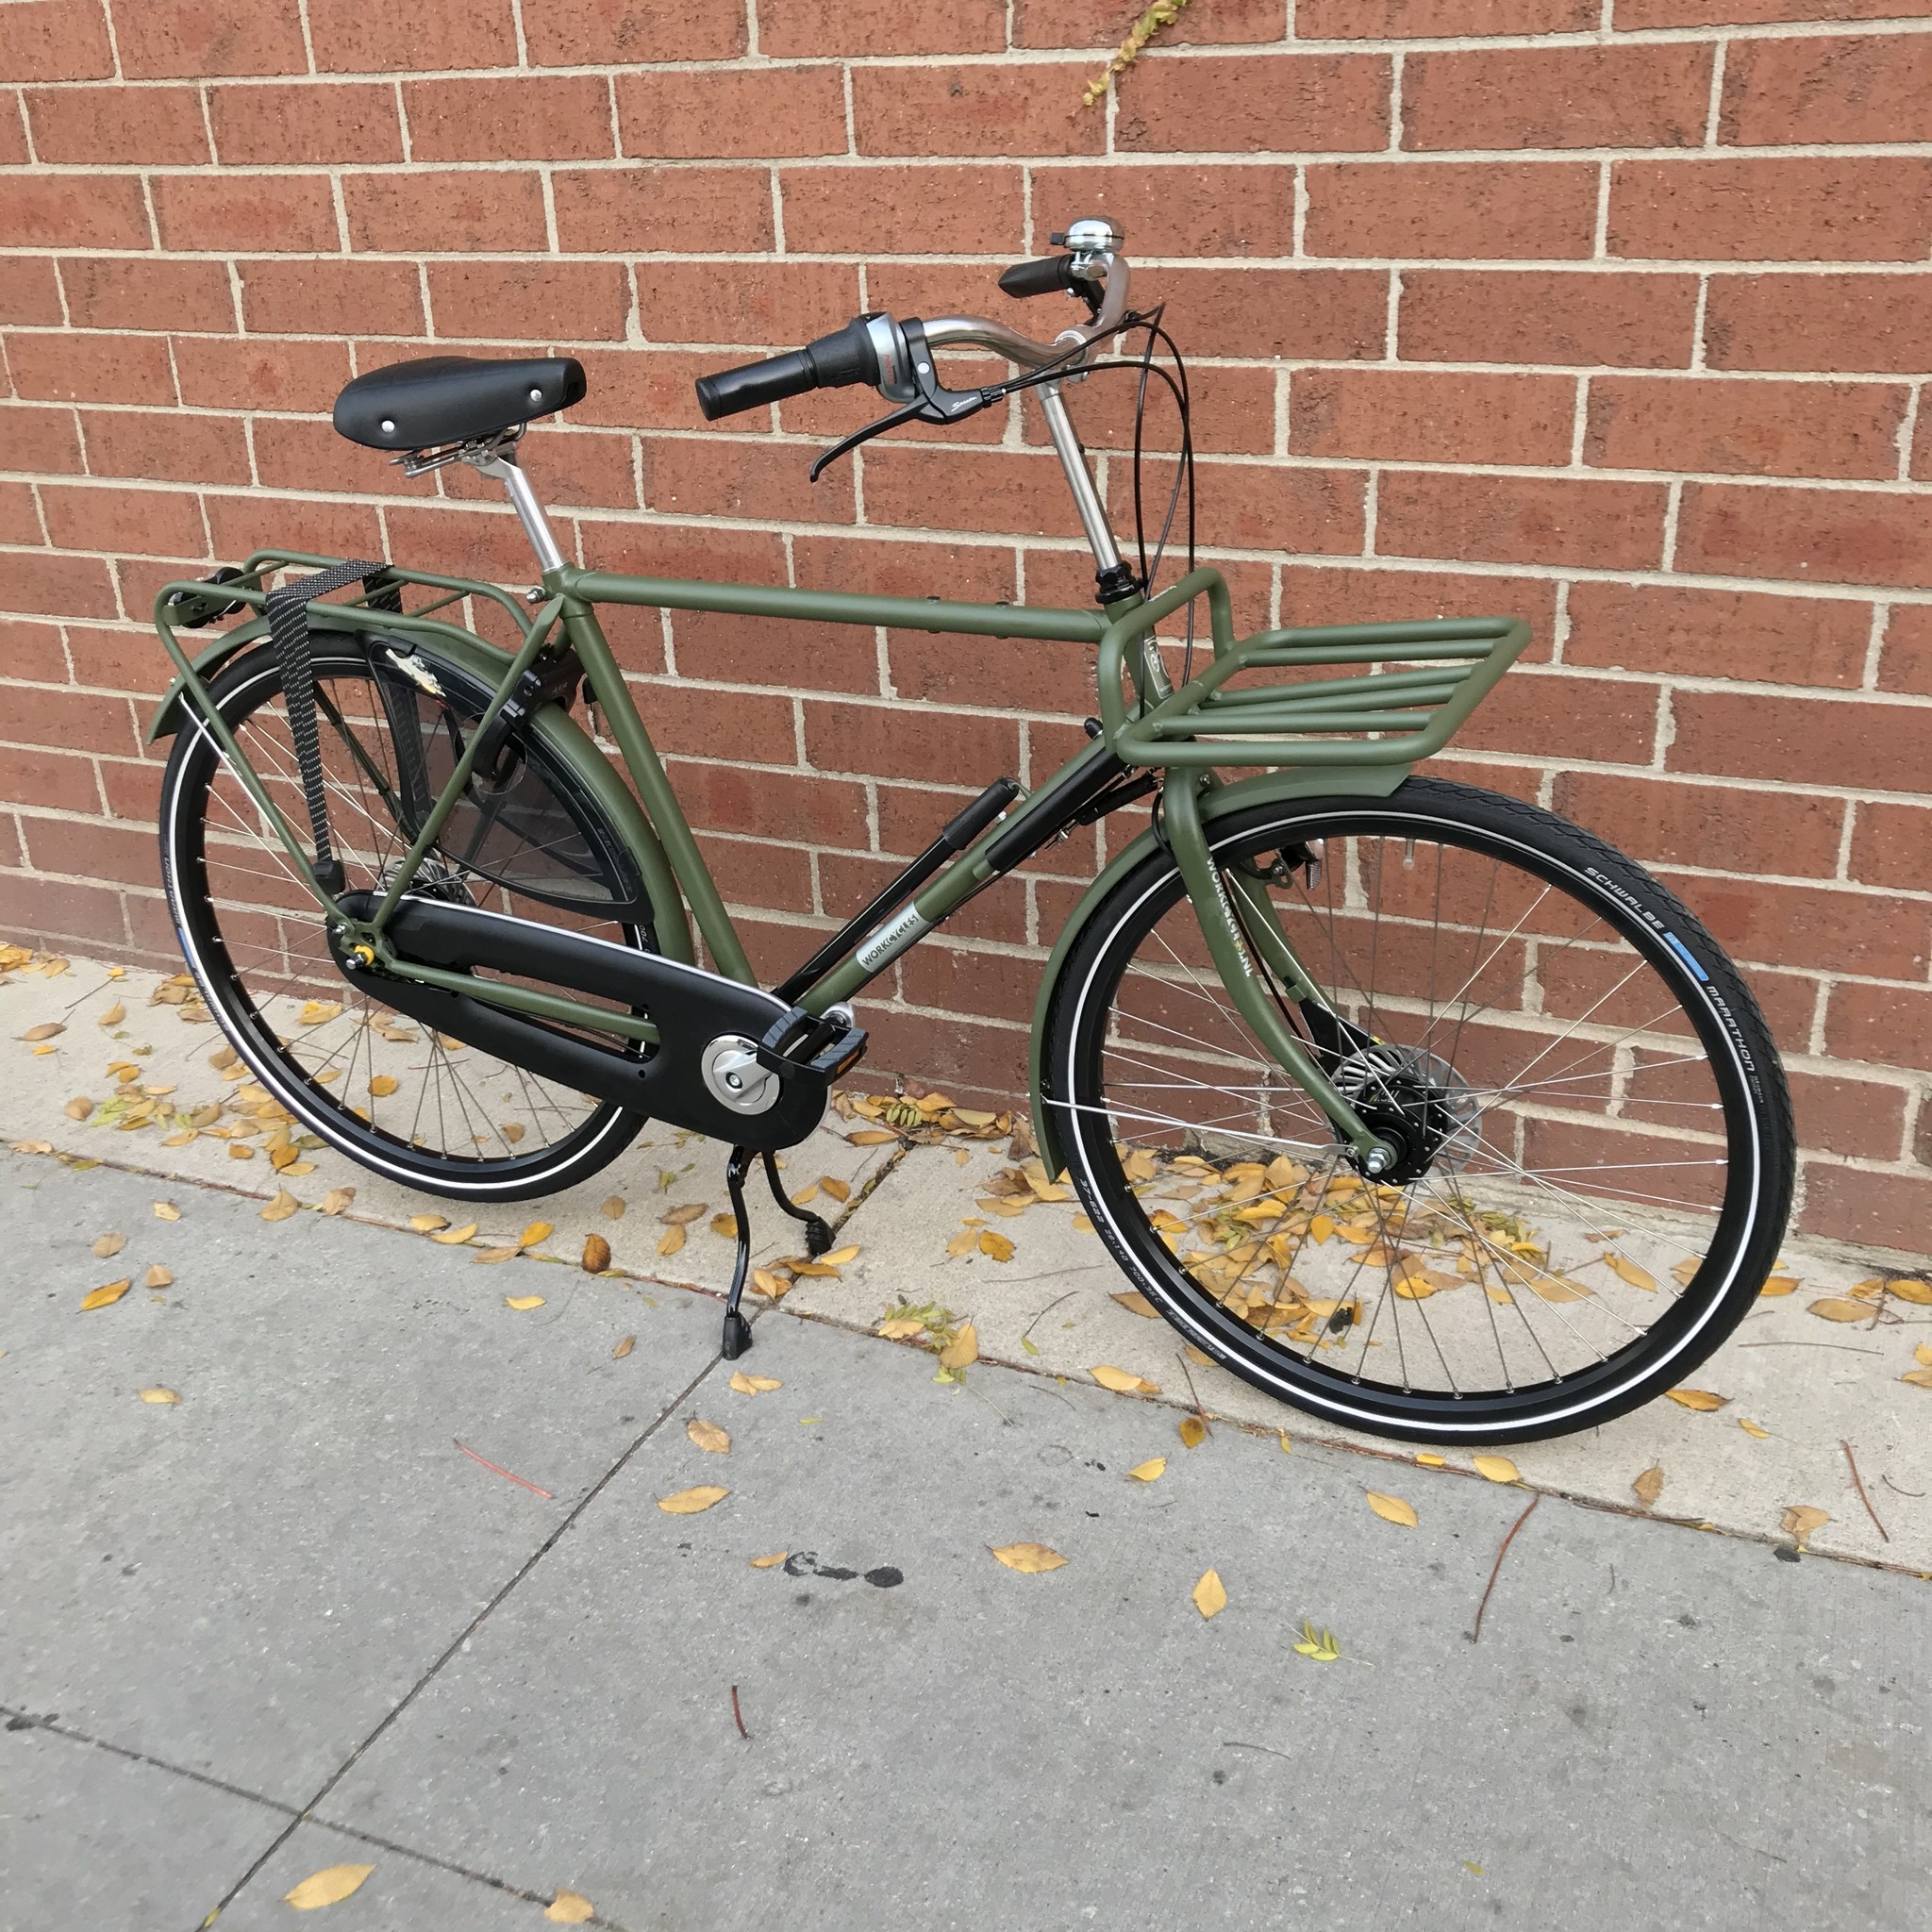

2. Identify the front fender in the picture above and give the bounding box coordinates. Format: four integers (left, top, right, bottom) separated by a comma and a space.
149, 621, 694, 966
1027, 763, 1412, 1179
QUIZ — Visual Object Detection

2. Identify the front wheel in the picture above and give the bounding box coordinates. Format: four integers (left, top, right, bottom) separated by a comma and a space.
1040, 777, 1794, 1444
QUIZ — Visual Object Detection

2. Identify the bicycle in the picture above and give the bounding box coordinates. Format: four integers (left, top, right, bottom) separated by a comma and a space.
148, 219, 1793, 1444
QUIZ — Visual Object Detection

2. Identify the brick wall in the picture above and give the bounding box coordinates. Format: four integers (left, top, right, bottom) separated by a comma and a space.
2, 0, 1928, 1253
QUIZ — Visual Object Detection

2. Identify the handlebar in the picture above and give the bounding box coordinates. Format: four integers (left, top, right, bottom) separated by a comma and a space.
692, 219, 1132, 421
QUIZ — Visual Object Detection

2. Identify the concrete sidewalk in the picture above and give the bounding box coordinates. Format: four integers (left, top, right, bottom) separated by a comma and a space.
3, 1069, 1929, 1924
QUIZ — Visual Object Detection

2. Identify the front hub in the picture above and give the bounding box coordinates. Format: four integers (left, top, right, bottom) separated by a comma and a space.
1332, 1043, 1479, 1186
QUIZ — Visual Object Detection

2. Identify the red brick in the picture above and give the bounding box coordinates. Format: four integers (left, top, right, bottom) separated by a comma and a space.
524, 0, 746, 63
1825, 980, 1932, 1074
342, 171, 546, 254
1401, 269, 1698, 370
1565, 582, 1872, 690
0, 0, 113, 81
1456, 669, 1658, 764
426, 259, 632, 343
792, 532, 1016, 604
1405, 42, 1709, 150
4, 749, 101, 816
0, 480, 41, 546
667, 608, 874, 694
249, 416, 388, 496
383, 501, 549, 582
552, 168, 773, 254
239, 258, 425, 337
1016, 360, 1278, 458
1849, 801, 1932, 892
1292, 367, 1574, 466
822, 845, 1026, 947
1704, 274, 1932, 375
1299, 0, 1593, 29
845, 1003, 1026, 1108
625, 681, 796, 770
1106, 458, 1367, 555
447, 426, 635, 511
205, 492, 382, 566
665, 759, 869, 845
1114, 51, 1390, 153
210, 82, 403, 166
1619, 0, 1932, 27
25, 83, 208, 163
82, 409, 250, 488
1787, 1069, 1907, 1162
616, 68, 845, 160
0, 872, 131, 952
0, 257, 62, 326
71, 625, 188, 695
784, 165, 1024, 257
1279, 565, 1559, 640
766, 0, 1005, 53
1610, 158, 1932, 263
862, 445, 1090, 541
639, 433, 853, 525
1800, 1161, 1932, 1255
0, 403, 83, 474
0, 618, 68, 684
153, 175, 339, 254
0, 176, 148, 250
1665, 870, 1928, 979
8, 331, 174, 406
40, 484, 205, 558
1878, 605, 1932, 697
637, 261, 860, 348
61, 257, 235, 334
175, 338, 354, 414
1149, 266, 1386, 359
1028, 160, 1295, 258
111, 0, 304, 76
887, 629, 1095, 718
1017, 0, 1286, 43
803, 694, 1019, 783
21, 814, 160, 891
1377, 471, 1666, 571
1669, 689, 1932, 793
1676, 483, 1932, 591
1307, 162, 1597, 260
0, 95, 23, 168
404, 75, 614, 162
573, 519, 787, 588
307, 0, 518, 69
1553, 770, 1843, 878
1586, 376, 1907, 481
0, 679, 137, 752
898, 941, 1041, 1027
1721, 32, 1932, 146
571, 349, 746, 432
852, 64, 1106, 158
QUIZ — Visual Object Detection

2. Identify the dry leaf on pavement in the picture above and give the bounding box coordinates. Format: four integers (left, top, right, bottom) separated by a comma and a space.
1664, 1388, 1728, 1411
505, 1295, 545, 1310
582, 1233, 611, 1273
977, 1229, 1014, 1262
750, 1551, 788, 1569
143, 1263, 172, 1290
259, 1190, 299, 1223
154, 1201, 183, 1222
283, 1864, 374, 1910
1740, 1417, 1771, 1438
658, 1486, 728, 1514
1603, 1253, 1657, 1291
991, 1541, 1067, 1574
938, 1322, 978, 1371
545, 1890, 596, 1924
368, 1074, 397, 1097
1128, 1457, 1166, 1482
1366, 1491, 1418, 1527
611, 1335, 635, 1359
1178, 1414, 1208, 1448
92, 1231, 125, 1258
1091, 1364, 1158, 1394
1884, 1277, 1932, 1305
687, 1418, 730, 1454
138, 1388, 180, 1406
519, 1221, 553, 1251
658, 1225, 686, 1257
319, 1188, 355, 1216
1781, 1504, 1829, 1547
1111, 1290, 1158, 1318
729, 1372, 781, 1394
81, 1279, 132, 1311
1632, 1465, 1665, 1508
1807, 1298, 1871, 1324
431, 1223, 478, 1245
1192, 1568, 1228, 1619
1473, 1455, 1521, 1484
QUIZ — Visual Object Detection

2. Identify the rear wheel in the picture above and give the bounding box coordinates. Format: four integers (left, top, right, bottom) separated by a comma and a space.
158, 636, 656, 1201
1041, 777, 1793, 1443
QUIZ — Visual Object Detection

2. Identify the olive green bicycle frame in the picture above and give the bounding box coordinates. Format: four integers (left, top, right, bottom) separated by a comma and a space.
153, 548, 1528, 1167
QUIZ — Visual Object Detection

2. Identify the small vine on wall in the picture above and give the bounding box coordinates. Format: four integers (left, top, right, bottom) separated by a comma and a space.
1081, 0, 1195, 108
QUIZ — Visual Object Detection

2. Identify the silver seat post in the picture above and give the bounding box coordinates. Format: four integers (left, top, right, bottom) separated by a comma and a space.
472, 443, 565, 574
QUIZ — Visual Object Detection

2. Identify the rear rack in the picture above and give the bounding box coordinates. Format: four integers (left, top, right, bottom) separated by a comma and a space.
1096, 568, 1530, 771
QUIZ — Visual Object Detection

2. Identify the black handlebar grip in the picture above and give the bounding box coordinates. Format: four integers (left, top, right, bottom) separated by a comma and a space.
998, 255, 1079, 300
694, 317, 883, 421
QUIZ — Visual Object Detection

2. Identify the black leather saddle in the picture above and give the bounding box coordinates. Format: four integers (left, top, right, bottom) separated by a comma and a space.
332, 355, 587, 452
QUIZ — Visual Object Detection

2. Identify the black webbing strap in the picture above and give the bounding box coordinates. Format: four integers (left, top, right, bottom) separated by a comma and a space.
263, 559, 399, 895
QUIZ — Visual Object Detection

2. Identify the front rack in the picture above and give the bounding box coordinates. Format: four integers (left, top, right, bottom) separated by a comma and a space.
1096, 568, 1530, 771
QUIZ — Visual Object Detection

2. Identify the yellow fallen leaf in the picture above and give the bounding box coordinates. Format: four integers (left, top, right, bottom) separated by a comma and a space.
1757, 1274, 1799, 1297
790, 1183, 820, 1207
1178, 1414, 1208, 1448
1128, 1457, 1166, 1482
1110, 1290, 1158, 1318
1072, 1211, 1095, 1234
518, 1221, 554, 1251
259, 1190, 299, 1223
1366, 1491, 1418, 1527
1191, 1568, 1228, 1619
730, 1372, 781, 1394
1292, 1618, 1341, 1661
319, 1188, 355, 1216
1278, 1431, 1291, 1455
1665, 1388, 1728, 1411
819, 1174, 851, 1202
92, 1231, 125, 1258
409, 1213, 448, 1232
708, 1213, 738, 1240
1739, 1417, 1770, 1438
658, 1224, 686, 1257
663, 1201, 708, 1224
1632, 1465, 1664, 1507
610, 1334, 635, 1359
1308, 1211, 1336, 1243
1781, 1504, 1828, 1545
545, 1890, 595, 1925
1916, 1341, 1932, 1367
877, 1316, 926, 1340
1807, 1297, 1870, 1323
1603, 1252, 1657, 1291
431, 1223, 478, 1245
751, 1268, 791, 1297
750, 1551, 788, 1568
474, 1246, 520, 1265
939, 1322, 978, 1371
1902, 1366, 1932, 1390
367, 1074, 398, 1097
1416, 1452, 1446, 1467
978, 1229, 1014, 1262
144, 1263, 173, 1290
81, 1279, 132, 1310
1091, 1364, 1157, 1394
945, 1229, 976, 1258
283, 1864, 374, 1909
1185, 1344, 1214, 1368
1473, 1455, 1521, 1484
991, 1541, 1067, 1574
65, 1096, 93, 1121
823, 1244, 860, 1266
600, 1195, 626, 1219
846, 1128, 899, 1144
97, 1001, 125, 1026
1879, 1275, 1932, 1304
582, 1233, 611, 1273
688, 1417, 730, 1454
19, 1022, 64, 1041
138, 1388, 180, 1406
658, 1485, 728, 1514
505, 1295, 545, 1310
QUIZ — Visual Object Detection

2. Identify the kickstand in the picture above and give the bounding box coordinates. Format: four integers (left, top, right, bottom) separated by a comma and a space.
762, 1148, 834, 1256
720, 1146, 755, 1360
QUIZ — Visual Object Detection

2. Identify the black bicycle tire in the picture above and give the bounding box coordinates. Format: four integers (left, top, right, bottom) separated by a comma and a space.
1041, 775, 1795, 1444
158, 636, 653, 1203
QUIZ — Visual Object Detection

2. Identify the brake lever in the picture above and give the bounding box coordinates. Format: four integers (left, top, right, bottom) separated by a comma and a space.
807, 318, 998, 482
808, 397, 928, 482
